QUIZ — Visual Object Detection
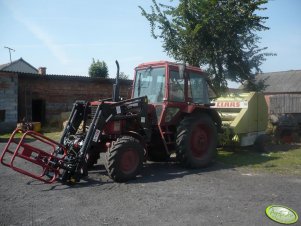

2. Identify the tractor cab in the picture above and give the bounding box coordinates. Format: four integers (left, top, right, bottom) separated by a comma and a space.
132, 61, 212, 126
133, 61, 210, 104
131, 62, 220, 164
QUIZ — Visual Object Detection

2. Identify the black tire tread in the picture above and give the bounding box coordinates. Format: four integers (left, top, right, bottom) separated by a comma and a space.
105, 136, 144, 182
176, 114, 217, 168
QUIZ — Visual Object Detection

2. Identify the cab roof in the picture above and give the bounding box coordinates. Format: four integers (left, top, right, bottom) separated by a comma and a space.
136, 61, 204, 73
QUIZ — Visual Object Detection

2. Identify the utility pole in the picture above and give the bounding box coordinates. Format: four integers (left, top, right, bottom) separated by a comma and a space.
4, 46, 15, 63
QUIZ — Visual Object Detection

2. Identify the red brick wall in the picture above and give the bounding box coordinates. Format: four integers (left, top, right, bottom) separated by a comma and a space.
18, 74, 132, 125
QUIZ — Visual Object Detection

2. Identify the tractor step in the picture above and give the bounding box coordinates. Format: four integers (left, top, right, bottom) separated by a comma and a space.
0, 129, 67, 183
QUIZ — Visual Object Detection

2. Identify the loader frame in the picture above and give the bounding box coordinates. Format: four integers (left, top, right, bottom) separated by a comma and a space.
1, 96, 149, 183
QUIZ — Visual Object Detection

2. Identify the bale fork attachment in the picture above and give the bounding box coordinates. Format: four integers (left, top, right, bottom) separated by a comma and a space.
0, 129, 67, 183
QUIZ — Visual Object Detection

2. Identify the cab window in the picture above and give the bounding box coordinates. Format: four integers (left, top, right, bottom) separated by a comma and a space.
188, 72, 209, 104
169, 71, 185, 102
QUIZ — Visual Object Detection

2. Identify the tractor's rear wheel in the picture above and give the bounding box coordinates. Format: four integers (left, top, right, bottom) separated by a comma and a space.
105, 136, 144, 182
176, 114, 217, 168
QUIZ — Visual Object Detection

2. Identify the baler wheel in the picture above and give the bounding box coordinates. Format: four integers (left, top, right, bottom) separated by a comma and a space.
105, 136, 144, 182
254, 134, 270, 152
176, 114, 217, 168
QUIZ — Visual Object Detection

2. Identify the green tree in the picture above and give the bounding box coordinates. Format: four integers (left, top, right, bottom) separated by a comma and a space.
140, 0, 274, 93
88, 58, 109, 78
119, 72, 129, 79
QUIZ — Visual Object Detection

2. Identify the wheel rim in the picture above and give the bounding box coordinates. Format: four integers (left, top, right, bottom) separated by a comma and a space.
190, 123, 210, 159
120, 148, 139, 174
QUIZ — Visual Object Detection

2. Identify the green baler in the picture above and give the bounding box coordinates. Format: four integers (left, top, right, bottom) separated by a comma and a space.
212, 92, 268, 148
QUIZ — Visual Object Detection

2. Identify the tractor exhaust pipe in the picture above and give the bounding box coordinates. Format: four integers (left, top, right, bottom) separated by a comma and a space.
112, 60, 120, 102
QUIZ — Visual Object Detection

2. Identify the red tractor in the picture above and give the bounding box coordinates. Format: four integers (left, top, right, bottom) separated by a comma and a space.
1, 61, 221, 183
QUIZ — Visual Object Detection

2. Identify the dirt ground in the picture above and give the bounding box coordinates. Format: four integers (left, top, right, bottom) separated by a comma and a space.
0, 141, 300, 226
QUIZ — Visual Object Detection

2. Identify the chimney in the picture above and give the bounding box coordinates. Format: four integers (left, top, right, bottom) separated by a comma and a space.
38, 67, 46, 75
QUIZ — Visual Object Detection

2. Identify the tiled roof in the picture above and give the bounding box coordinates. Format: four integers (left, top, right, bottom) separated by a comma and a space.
1, 70, 132, 84
0, 58, 38, 73
0, 62, 10, 70
255, 70, 301, 93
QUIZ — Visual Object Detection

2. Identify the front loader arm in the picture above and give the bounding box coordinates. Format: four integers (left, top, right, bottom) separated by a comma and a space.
77, 96, 149, 162
0, 96, 149, 184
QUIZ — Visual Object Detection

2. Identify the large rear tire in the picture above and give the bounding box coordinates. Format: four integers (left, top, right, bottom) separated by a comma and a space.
105, 136, 144, 182
176, 114, 217, 168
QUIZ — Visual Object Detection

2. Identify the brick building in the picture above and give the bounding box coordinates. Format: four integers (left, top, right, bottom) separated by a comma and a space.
0, 71, 132, 132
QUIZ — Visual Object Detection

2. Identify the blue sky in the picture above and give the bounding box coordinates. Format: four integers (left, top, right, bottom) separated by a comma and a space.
0, 0, 300, 82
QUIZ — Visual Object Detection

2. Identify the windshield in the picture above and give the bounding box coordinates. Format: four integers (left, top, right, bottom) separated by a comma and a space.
133, 67, 165, 103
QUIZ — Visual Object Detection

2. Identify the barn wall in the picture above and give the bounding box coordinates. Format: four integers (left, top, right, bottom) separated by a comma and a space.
0, 72, 18, 132
18, 75, 132, 126
268, 94, 301, 114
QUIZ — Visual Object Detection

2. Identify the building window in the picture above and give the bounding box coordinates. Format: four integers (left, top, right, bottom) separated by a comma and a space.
0, 110, 5, 122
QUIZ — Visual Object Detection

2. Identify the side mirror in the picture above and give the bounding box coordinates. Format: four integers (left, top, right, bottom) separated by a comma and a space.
178, 64, 185, 79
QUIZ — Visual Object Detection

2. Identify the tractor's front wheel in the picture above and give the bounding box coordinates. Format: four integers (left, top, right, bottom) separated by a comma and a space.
176, 114, 217, 168
105, 136, 144, 182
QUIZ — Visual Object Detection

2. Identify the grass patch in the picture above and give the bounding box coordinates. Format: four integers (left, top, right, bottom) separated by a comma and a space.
0, 132, 24, 140
0, 127, 62, 142
42, 131, 61, 142
40, 126, 62, 142
217, 145, 301, 175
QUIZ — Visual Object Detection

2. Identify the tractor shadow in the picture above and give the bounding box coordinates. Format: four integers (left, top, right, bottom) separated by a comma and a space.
135, 160, 226, 184
264, 143, 301, 152
38, 161, 226, 190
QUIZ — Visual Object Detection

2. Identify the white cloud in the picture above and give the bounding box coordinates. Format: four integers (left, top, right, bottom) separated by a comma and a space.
3, 0, 70, 65
21, 19, 70, 64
